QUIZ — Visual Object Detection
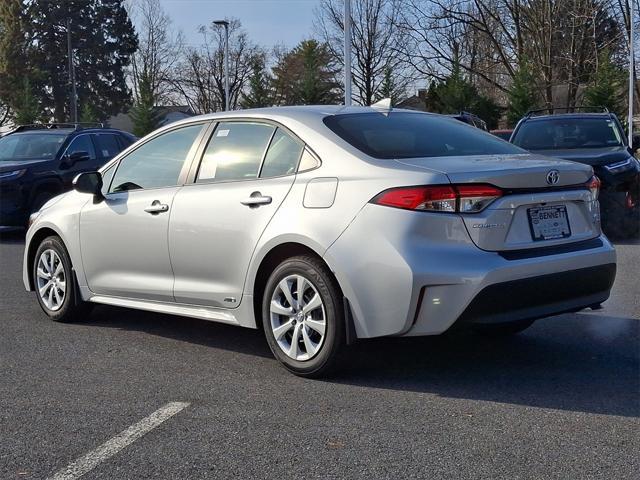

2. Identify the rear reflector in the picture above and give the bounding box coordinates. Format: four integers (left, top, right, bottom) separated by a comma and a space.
371, 184, 502, 213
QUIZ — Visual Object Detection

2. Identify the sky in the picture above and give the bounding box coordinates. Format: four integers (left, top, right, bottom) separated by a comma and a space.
159, 0, 323, 49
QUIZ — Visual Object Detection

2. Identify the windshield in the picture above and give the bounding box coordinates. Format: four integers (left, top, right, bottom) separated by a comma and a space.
0, 133, 66, 161
512, 117, 624, 150
323, 112, 524, 159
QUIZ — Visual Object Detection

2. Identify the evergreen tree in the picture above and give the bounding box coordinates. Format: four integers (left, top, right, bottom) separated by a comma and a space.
26, 0, 138, 121
240, 55, 273, 108
506, 60, 538, 127
80, 101, 99, 123
376, 66, 404, 105
14, 78, 39, 125
272, 40, 341, 105
423, 62, 502, 130
130, 71, 161, 137
0, 0, 39, 119
583, 52, 624, 118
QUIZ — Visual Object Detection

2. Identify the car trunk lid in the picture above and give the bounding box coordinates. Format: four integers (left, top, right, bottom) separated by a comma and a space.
396, 154, 600, 251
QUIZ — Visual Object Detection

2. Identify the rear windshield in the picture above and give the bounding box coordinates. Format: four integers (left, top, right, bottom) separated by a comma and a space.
323, 112, 523, 159
512, 117, 624, 150
0, 133, 66, 161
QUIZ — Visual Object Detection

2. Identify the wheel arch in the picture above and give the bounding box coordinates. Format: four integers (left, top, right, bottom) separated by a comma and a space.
250, 241, 344, 330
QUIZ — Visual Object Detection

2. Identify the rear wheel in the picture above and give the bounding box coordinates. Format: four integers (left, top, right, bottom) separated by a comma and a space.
472, 319, 536, 336
262, 255, 344, 378
33, 236, 89, 323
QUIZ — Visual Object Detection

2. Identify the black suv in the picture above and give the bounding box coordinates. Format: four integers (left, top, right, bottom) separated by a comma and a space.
511, 109, 640, 237
0, 123, 136, 228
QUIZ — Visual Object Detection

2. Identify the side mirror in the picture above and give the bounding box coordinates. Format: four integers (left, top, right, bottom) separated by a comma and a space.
73, 171, 103, 197
62, 151, 91, 169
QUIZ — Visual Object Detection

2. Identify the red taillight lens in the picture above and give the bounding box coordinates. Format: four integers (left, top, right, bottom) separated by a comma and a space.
586, 175, 601, 201
372, 185, 457, 212
371, 184, 502, 213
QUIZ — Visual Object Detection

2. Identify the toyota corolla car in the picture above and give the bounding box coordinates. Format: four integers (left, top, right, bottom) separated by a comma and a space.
23, 106, 617, 377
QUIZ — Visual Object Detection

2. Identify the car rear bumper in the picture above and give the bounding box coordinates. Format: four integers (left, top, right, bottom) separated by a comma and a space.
324, 204, 617, 339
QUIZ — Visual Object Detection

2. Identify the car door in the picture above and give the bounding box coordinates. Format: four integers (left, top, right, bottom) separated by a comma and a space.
79, 122, 208, 302
169, 121, 306, 308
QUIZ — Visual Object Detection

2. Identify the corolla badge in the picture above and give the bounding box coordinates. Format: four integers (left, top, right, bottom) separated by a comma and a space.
546, 169, 560, 185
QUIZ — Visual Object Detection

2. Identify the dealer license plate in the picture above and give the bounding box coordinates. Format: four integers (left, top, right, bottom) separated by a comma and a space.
527, 205, 571, 241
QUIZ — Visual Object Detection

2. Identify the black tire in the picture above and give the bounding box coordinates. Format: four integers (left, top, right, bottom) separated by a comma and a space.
33, 236, 89, 323
262, 255, 344, 378
472, 318, 536, 336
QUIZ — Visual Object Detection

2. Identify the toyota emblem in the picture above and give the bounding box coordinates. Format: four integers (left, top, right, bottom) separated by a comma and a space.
546, 170, 560, 185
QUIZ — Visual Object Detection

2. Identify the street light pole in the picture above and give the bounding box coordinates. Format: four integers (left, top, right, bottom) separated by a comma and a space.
628, 0, 635, 145
66, 18, 78, 123
344, 0, 352, 106
214, 20, 230, 111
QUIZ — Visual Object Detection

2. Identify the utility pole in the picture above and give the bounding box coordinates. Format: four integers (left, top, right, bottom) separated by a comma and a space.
214, 20, 230, 111
66, 18, 78, 123
344, 0, 352, 106
628, 0, 635, 145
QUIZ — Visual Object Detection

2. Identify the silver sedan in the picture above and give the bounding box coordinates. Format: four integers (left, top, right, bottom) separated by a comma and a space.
23, 106, 616, 376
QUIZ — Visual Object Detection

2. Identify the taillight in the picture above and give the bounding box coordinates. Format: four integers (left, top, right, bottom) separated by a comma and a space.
371, 184, 502, 213
586, 175, 601, 201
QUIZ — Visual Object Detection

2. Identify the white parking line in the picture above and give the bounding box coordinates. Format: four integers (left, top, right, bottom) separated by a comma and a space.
47, 401, 190, 480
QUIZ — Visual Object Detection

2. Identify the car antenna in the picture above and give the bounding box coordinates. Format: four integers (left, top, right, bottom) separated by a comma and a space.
371, 97, 392, 116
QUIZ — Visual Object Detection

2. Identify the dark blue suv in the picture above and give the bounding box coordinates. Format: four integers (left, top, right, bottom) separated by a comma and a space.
511, 109, 640, 237
0, 123, 136, 228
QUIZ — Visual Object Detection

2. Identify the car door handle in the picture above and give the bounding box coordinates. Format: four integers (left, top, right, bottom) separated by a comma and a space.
241, 192, 272, 207
144, 201, 169, 214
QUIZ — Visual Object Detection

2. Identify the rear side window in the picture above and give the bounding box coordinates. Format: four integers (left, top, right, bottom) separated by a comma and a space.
323, 112, 524, 159
110, 124, 203, 192
260, 128, 304, 178
197, 122, 275, 182
94, 134, 122, 159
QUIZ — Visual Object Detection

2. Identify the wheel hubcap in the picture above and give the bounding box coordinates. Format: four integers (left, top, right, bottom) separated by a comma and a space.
36, 249, 66, 311
269, 274, 326, 361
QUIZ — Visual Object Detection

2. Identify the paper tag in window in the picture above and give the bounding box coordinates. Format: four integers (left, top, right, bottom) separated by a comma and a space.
217, 129, 230, 137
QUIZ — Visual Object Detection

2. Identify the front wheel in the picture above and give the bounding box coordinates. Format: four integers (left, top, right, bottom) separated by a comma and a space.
33, 236, 88, 323
262, 255, 344, 378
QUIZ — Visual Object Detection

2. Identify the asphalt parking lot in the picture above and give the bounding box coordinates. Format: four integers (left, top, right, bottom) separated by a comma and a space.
1, 231, 638, 479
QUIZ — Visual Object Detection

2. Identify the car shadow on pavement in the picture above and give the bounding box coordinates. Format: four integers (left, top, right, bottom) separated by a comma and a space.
85, 305, 638, 418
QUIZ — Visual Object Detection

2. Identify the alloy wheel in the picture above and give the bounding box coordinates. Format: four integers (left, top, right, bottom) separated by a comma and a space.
269, 274, 326, 361
36, 249, 66, 311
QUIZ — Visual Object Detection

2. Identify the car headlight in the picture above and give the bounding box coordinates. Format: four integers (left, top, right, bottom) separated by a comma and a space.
0, 169, 26, 180
603, 158, 634, 174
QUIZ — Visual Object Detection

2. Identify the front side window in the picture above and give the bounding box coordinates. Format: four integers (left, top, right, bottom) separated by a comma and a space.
323, 112, 524, 159
197, 122, 276, 182
0, 133, 66, 161
260, 128, 304, 178
65, 135, 96, 160
511, 118, 624, 150
110, 123, 204, 192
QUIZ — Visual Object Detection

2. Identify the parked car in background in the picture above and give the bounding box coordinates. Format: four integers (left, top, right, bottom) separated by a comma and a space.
24, 107, 616, 377
449, 111, 488, 131
0, 123, 136, 229
511, 109, 640, 237
491, 129, 513, 141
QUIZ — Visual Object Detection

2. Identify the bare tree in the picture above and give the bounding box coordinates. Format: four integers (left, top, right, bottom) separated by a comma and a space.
172, 19, 261, 113
316, 0, 408, 105
127, 0, 183, 105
